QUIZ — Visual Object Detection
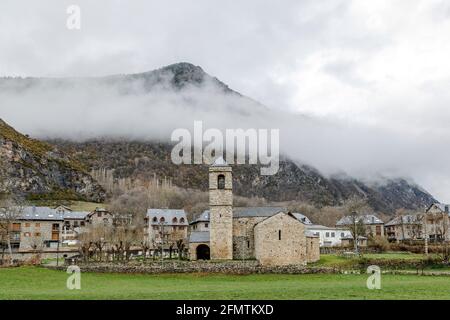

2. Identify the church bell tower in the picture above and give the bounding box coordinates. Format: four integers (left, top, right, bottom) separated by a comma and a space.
209, 157, 233, 260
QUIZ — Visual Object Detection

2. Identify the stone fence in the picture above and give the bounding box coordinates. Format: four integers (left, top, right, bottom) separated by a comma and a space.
46, 260, 340, 275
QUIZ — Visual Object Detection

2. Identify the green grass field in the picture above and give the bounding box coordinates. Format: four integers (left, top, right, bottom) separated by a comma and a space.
1, 266, 450, 300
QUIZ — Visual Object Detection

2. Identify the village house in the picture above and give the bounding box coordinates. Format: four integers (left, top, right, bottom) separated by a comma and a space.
423, 203, 450, 242
0, 206, 114, 261
384, 215, 423, 242
145, 209, 188, 254
305, 224, 352, 247
336, 214, 385, 238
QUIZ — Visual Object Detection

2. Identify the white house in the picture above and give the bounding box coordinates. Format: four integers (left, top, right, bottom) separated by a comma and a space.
306, 224, 352, 247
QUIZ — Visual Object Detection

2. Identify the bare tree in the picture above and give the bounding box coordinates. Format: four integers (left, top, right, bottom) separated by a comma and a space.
0, 195, 24, 265
343, 196, 370, 254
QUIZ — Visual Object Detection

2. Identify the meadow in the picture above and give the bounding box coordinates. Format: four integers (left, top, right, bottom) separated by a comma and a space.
1, 266, 450, 300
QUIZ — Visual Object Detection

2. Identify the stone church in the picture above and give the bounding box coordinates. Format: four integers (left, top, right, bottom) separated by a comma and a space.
189, 158, 320, 266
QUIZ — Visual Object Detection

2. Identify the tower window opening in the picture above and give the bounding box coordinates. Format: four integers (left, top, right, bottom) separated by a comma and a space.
218, 174, 225, 189
278, 230, 281, 240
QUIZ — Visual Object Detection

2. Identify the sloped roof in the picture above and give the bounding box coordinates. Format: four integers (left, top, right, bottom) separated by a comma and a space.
190, 210, 210, 224
306, 224, 336, 230
20, 206, 64, 221
385, 215, 421, 226
147, 208, 188, 225
189, 231, 210, 243
63, 211, 90, 220
292, 213, 312, 225
336, 214, 383, 226
233, 207, 285, 218
427, 203, 450, 213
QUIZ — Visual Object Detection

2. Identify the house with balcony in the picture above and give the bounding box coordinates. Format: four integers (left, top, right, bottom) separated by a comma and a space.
336, 214, 385, 238
384, 215, 423, 242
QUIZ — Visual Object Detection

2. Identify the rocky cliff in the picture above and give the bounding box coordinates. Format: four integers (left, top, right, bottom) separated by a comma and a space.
0, 119, 105, 202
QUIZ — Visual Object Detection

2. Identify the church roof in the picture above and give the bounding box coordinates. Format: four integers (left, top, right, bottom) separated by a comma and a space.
233, 207, 285, 218
189, 231, 210, 243
292, 213, 312, 225
190, 210, 210, 224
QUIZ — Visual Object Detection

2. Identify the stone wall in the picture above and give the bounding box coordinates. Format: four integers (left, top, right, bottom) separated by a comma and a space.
19, 220, 60, 250
189, 242, 210, 260
306, 236, 320, 263
47, 260, 339, 275
254, 213, 307, 266
232, 216, 265, 259
209, 166, 233, 260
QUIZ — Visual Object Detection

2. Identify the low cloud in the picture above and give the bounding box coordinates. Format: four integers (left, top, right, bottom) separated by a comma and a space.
1, 72, 449, 202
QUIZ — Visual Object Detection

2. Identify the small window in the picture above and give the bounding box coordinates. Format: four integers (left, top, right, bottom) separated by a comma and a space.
160, 217, 165, 223
180, 218, 185, 223
35, 232, 41, 237
218, 174, 225, 189
205, 223, 209, 228
98, 212, 102, 218
152, 217, 157, 223
80, 221, 85, 227
25, 223, 30, 228
24, 232, 31, 237
341, 232, 345, 238
331, 232, 335, 237
35, 223, 40, 228
172, 217, 178, 224
278, 230, 281, 240
247, 241, 250, 248
325, 232, 330, 237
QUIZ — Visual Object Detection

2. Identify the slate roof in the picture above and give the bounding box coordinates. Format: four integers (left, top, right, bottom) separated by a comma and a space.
306, 224, 337, 230
385, 215, 421, 226
427, 203, 450, 213
147, 209, 188, 225
292, 213, 312, 225
20, 207, 64, 221
336, 214, 383, 226
190, 210, 210, 224
233, 207, 285, 218
189, 231, 210, 243
63, 211, 90, 220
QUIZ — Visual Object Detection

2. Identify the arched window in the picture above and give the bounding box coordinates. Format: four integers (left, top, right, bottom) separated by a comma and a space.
218, 174, 225, 189
180, 218, 185, 224
152, 217, 157, 223
160, 217, 165, 223
172, 217, 178, 224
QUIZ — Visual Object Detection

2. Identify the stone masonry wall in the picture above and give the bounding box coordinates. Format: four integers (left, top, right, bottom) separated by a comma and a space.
306, 236, 320, 263
47, 260, 339, 275
254, 213, 307, 266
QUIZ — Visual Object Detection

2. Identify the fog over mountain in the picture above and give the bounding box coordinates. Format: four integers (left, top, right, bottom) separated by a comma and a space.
0, 62, 444, 205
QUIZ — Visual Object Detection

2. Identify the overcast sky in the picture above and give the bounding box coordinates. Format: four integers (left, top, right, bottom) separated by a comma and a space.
1, 0, 450, 202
